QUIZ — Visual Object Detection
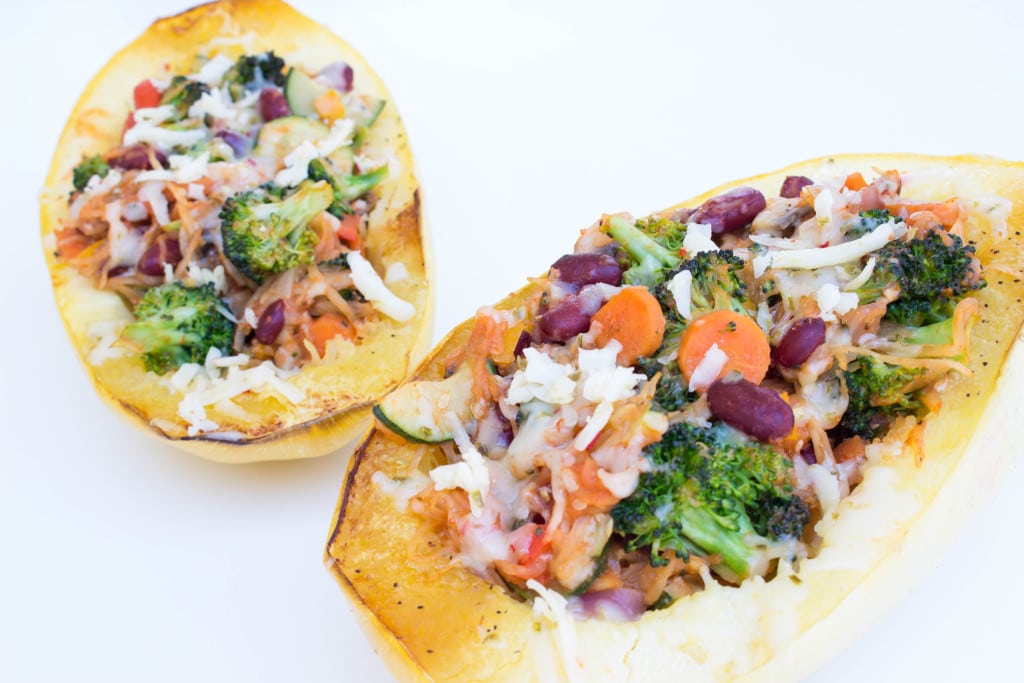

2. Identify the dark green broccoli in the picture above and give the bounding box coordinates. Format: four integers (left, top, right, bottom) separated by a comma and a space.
750, 494, 809, 541
856, 229, 984, 327
656, 250, 750, 321
224, 51, 288, 98
604, 215, 683, 288
839, 355, 925, 440
160, 75, 210, 118
846, 209, 902, 238
306, 158, 388, 218
611, 422, 798, 579
220, 180, 334, 283
635, 355, 693, 412
121, 282, 235, 374
72, 155, 110, 192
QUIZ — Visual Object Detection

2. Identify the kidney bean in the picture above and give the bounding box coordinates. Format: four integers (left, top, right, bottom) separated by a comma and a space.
779, 175, 813, 199
259, 87, 291, 121
537, 296, 592, 342
215, 130, 251, 158
550, 253, 622, 288
109, 144, 167, 170
512, 331, 532, 358
318, 61, 354, 92
689, 187, 767, 235
707, 378, 794, 441
136, 236, 182, 276
255, 299, 286, 345
774, 317, 825, 368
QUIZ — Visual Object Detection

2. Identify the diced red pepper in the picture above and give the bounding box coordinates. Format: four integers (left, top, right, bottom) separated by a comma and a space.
133, 79, 162, 109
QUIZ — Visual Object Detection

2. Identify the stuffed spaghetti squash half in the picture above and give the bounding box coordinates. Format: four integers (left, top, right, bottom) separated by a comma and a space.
326, 154, 1024, 681
40, 0, 432, 463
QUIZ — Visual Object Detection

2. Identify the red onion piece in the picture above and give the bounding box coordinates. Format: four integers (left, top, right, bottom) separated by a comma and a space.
574, 588, 646, 621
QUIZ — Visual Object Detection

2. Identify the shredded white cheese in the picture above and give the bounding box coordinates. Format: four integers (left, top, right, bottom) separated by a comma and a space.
666, 269, 694, 320
273, 119, 357, 187
124, 106, 206, 149
193, 54, 235, 84
766, 222, 902, 270
683, 222, 719, 254
573, 401, 614, 451
507, 348, 577, 405
86, 320, 127, 365
347, 251, 415, 322
185, 263, 228, 295
526, 580, 581, 683
843, 256, 877, 291
577, 342, 645, 404
138, 182, 170, 226
688, 342, 728, 392
168, 348, 305, 437
815, 283, 859, 322
83, 169, 122, 196
429, 417, 490, 516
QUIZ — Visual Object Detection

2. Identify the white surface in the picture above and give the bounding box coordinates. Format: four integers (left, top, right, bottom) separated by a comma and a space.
3, 0, 1023, 681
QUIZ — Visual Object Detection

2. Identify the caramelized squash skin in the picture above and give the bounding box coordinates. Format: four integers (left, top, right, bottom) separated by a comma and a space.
40, 0, 433, 463
326, 155, 1024, 681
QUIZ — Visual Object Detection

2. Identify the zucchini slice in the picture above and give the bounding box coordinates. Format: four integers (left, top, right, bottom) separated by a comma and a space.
373, 365, 474, 443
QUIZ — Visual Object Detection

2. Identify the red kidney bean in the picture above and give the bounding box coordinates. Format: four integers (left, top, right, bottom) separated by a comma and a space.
255, 299, 286, 344
538, 296, 592, 342
259, 87, 291, 121
214, 130, 251, 158
774, 317, 825, 368
318, 61, 354, 92
550, 253, 623, 288
512, 331, 532, 358
780, 175, 813, 199
109, 144, 167, 170
707, 378, 794, 441
136, 236, 182, 276
689, 187, 767, 235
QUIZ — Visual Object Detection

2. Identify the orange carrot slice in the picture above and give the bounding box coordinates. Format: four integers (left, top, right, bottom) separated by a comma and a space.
677, 309, 770, 387
590, 286, 665, 366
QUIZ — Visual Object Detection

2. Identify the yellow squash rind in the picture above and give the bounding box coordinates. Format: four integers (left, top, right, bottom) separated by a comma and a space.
326, 154, 1024, 681
40, 0, 433, 463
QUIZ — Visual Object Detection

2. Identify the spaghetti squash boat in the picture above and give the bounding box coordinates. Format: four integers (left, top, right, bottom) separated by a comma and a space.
326, 154, 1024, 681
40, 0, 432, 463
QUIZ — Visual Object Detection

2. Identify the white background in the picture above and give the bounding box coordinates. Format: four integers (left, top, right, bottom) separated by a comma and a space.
3, 0, 1024, 681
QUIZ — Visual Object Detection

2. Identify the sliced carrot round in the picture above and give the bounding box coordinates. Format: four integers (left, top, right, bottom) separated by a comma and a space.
308, 312, 355, 356
590, 286, 665, 366
677, 309, 770, 387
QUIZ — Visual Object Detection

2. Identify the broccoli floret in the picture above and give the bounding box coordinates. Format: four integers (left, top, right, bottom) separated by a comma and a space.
224, 52, 288, 98
857, 229, 983, 327
635, 355, 693, 412
634, 216, 688, 252
160, 75, 210, 118
121, 282, 235, 374
846, 209, 902, 238
604, 215, 682, 288
839, 355, 925, 440
750, 494, 809, 541
656, 250, 750, 321
72, 155, 110, 192
220, 180, 334, 283
306, 158, 388, 218
612, 422, 797, 579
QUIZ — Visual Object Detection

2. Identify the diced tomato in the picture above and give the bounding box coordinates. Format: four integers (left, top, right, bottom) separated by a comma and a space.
133, 79, 162, 109
123, 111, 136, 133
498, 523, 551, 581
336, 212, 362, 249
